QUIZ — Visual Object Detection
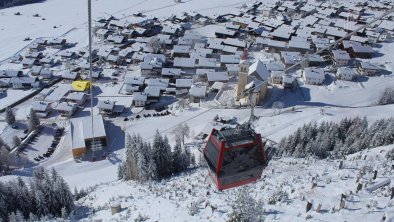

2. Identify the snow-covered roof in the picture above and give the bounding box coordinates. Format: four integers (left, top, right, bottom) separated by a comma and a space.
265, 62, 285, 71
189, 84, 207, 97
337, 67, 356, 76
161, 68, 181, 77
173, 57, 195, 68
207, 72, 229, 82
144, 86, 161, 97
97, 100, 115, 110
66, 92, 86, 101
133, 92, 148, 101
175, 79, 193, 88
70, 115, 106, 150
332, 50, 350, 60
359, 62, 381, 70
280, 51, 302, 64
248, 60, 269, 81
61, 71, 78, 80
10, 77, 38, 84
303, 68, 325, 79
32, 101, 50, 112
351, 44, 374, 54
223, 38, 246, 48
171, 45, 191, 55
56, 102, 77, 112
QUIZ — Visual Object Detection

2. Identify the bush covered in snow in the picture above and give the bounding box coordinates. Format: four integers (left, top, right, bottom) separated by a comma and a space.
378, 87, 394, 105
267, 190, 289, 205
278, 117, 394, 159
227, 187, 264, 222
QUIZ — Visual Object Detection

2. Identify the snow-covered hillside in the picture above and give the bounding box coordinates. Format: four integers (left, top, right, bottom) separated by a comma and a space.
74, 145, 394, 222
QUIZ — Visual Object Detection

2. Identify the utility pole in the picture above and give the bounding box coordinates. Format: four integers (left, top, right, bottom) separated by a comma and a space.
88, 0, 96, 160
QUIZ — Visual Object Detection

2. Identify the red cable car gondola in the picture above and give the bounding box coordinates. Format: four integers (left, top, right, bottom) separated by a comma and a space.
203, 126, 267, 190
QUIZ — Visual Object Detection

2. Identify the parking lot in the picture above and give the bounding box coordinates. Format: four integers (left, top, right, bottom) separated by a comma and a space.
19, 125, 64, 163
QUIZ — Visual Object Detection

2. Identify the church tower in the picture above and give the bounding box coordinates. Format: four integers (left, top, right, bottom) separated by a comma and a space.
236, 48, 249, 99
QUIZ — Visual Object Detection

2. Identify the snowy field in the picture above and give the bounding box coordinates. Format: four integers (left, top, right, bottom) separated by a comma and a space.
0, 0, 255, 61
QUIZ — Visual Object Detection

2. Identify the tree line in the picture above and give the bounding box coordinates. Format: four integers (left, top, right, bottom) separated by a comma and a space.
378, 87, 394, 105
0, 0, 43, 9
0, 168, 74, 221
118, 128, 194, 182
278, 117, 394, 159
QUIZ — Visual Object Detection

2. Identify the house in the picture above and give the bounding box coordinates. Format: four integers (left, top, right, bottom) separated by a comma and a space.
0, 79, 10, 88
140, 54, 166, 78
161, 68, 181, 78
357, 62, 381, 76
65, 92, 88, 105
70, 115, 107, 158
30, 65, 43, 76
280, 51, 302, 67
0, 69, 22, 78
21, 58, 38, 68
107, 35, 126, 44
303, 68, 325, 85
56, 102, 78, 117
207, 72, 229, 85
96, 29, 111, 39
61, 71, 79, 80
270, 71, 284, 84
32, 101, 52, 118
349, 44, 374, 58
25, 52, 44, 59
144, 86, 161, 101
48, 38, 67, 49
59, 51, 78, 59
133, 92, 148, 107
124, 76, 145, 93
282, 75, 296, 89
215, 28, 237, 38
189, 84, 207, 103
175, 79, 193, 90
331, 50, 351, 66
40, 68, 53, 79
10, 77, 40, 89
97, 100, 116, 115
337, 67, 357, 80
220, 55, 241, 65
248, 60, 269, 82
224, 63, 238, 77
171, 45, 190, 58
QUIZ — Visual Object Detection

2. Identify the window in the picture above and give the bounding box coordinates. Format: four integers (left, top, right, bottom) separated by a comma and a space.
220, 144, 265, 186
204, 138, 220, 172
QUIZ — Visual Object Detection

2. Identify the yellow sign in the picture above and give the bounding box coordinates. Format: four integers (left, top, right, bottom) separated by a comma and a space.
71, 80, 91, 91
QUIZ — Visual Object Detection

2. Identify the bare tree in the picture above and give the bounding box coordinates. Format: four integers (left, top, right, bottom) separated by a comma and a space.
178, 97, 190, 110
272, 101, 285, 115
172, 123, 190, 145
147, 37, 162, 54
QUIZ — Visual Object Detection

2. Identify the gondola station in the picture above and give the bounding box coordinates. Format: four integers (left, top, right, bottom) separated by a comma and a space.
203, 126, 267, 190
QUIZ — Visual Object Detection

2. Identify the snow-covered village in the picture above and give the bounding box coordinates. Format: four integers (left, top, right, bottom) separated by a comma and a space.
0, 0, 394, 221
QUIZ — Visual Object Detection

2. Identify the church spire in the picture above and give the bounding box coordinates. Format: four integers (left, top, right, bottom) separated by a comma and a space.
242, 47, 247, 61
